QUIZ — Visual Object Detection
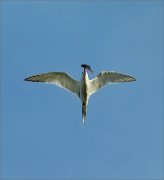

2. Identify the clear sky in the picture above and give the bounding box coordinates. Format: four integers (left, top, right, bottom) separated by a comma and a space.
1, 1, 163, 179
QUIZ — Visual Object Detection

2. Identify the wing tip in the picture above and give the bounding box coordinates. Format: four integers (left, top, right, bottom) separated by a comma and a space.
24, 76, 43, 82
131, 77, 136, 82
24, 77, 30, 81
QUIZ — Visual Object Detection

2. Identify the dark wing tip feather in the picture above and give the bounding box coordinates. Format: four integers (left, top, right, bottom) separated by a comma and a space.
24, 77, 31, 81
132, 77, 136, 81
24, 75, 44, 82
128, 76, 136, 82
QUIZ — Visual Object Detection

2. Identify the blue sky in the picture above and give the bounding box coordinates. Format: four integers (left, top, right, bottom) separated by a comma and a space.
1, 1, 163, 179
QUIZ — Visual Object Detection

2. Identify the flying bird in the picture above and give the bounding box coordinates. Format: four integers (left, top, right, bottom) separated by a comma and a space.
24, 64, 136, 124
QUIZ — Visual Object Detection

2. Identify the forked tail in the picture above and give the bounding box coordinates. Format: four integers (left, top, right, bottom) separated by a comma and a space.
82, 104, 87, 124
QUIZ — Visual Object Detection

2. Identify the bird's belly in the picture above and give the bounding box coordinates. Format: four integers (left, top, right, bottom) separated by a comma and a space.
80, 83, 89, 105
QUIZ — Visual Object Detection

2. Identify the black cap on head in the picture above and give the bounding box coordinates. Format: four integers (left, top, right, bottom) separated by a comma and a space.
81, 64, 94, 73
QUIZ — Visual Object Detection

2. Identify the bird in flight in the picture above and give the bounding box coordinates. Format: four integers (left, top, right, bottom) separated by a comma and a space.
24, 64, 136, 124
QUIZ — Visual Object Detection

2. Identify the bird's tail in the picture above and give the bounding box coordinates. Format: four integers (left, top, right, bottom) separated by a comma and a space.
82, 104, 87, 124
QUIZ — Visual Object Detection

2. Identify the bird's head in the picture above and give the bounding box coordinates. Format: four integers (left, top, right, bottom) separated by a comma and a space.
81, 64, 94, 74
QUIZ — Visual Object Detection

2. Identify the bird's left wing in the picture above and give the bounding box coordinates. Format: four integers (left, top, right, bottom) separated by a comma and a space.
89, 71, 136, 95
24, 72, 80, 97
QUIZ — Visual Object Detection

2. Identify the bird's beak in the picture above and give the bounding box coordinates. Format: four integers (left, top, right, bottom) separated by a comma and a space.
89, 68, 94, 74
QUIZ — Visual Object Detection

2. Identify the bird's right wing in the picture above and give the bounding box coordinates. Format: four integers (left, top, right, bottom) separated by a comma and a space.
24, 72, 80, 97
89, 71, 136, 95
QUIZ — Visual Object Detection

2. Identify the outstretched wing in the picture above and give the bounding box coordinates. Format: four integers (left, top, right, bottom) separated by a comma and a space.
24, 72, 80, 96
89, 71, 136, 95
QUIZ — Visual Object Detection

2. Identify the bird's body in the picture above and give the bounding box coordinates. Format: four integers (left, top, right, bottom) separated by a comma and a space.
25, 64, 136, 124
80, 71, 90, 122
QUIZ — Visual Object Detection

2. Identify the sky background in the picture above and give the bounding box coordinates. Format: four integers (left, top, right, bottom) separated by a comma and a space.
0, 1, 163, 179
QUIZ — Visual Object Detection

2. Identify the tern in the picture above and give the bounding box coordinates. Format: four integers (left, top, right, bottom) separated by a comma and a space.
24, 64, 136, 124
